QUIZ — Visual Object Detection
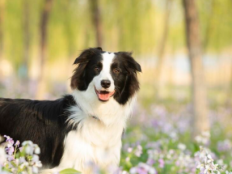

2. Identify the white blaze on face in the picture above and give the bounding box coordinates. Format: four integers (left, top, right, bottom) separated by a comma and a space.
93, 52, 115, 101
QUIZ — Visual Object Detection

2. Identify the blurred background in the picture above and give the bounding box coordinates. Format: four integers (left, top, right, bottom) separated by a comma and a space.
1, 0, 232, 172
0, 0, 232, 138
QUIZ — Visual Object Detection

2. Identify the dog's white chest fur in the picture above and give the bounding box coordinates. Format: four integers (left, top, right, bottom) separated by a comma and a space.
55, 88, 135, 173
59, 121, 122, 173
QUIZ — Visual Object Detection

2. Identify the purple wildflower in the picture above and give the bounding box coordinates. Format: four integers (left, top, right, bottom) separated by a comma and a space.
158, 158, 165, 168
5, 146, 14, 156
4, 135, 14, 147
147, 158, 155, 166
15, 141, 20, 147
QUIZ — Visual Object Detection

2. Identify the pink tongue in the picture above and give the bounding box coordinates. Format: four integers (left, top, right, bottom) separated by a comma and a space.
98, 93, 111, 101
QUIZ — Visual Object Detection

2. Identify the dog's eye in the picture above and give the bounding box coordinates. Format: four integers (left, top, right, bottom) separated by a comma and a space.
94, 67, 100, 73
113, 68, 120, 75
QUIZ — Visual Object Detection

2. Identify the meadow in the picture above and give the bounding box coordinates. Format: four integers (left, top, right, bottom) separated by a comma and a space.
0, 76, 232, 174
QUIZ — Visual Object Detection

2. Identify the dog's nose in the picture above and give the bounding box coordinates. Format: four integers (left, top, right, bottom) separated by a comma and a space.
101, 80, 111, 88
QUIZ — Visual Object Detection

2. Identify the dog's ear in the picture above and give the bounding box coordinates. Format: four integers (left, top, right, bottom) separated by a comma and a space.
128, 54, 141, 72
73, 47, 103, 64
120, 52, 142, 73
71, 47, 103, 90
114, 52, 141, 104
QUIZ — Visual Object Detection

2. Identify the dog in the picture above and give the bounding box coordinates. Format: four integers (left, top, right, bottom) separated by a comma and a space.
0, 47, 141, 173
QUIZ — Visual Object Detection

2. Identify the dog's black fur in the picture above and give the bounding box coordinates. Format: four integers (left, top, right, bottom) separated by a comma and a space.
0, 96, 76, 166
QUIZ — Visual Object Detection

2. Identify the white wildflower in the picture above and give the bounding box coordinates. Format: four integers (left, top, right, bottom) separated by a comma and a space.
195, 131, 210, 145
127, 147, 133, 153
34, 146, 41, 154
135, 145, 142, 157
195, 146, 221, 174
178, 143, 186, 151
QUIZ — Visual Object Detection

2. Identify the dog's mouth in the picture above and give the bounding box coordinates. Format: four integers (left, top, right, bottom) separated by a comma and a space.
94, 87, 115, 102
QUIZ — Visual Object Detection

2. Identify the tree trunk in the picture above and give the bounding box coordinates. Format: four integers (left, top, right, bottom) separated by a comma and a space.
182, 0, 210, 138
21, 0, 30, 81
36, 0, 53, 99
0, 0, 5, 80
154, 0, 172, 99
89, 0, 103, 47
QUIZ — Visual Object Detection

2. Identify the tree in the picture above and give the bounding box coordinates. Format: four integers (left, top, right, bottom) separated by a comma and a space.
36, 0, 54, 99
154, 0, 173, 99
0, 0, 5, 80
89, 0, 103, 47
182, 0, 210, 137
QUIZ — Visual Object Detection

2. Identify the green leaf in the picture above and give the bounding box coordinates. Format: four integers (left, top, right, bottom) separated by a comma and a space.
59, 168, 81, 174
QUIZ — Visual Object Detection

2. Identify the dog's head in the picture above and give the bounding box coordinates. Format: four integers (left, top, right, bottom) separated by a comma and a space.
71, 47, 141, 105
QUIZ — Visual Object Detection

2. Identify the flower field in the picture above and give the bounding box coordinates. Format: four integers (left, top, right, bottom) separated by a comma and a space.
120, 104, 232, 174
0, 79, 232, 174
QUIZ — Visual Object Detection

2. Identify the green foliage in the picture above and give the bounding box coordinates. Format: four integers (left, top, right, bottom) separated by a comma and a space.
59, 168, 81, 174
1, 0, 232, 70
198, 0, 232, 51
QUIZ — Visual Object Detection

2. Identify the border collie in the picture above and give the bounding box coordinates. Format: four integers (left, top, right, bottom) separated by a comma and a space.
0, 47, 141, 173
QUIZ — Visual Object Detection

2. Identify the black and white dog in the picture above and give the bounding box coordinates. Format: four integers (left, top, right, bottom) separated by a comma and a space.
0, 47, 141, 173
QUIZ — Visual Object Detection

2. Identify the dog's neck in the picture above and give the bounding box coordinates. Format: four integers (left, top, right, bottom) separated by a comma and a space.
68, 82, 136, 127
